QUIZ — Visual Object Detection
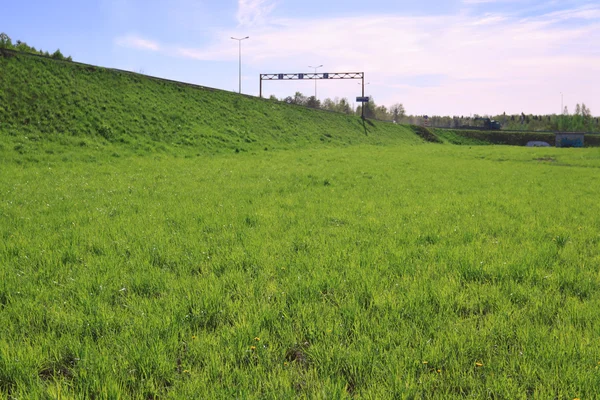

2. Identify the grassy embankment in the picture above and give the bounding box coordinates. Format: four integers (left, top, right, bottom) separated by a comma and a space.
2, 51, 600, 398
431, 128, 600, 147
0, 49, 420, 161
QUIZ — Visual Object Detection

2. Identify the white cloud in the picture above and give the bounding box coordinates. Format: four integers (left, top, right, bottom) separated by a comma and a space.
114, 4, 600, 114
115, 35, 160, 51
237, 0, 277, 26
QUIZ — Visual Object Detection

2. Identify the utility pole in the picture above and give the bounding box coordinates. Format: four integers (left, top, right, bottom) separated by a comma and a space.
231, 36, 249, 94
308, 65, 323, 99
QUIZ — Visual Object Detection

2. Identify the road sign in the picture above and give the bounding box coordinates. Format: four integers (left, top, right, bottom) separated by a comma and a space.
356, 96, 370, 103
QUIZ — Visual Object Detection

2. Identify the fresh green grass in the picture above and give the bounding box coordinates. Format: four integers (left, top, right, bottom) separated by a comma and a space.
2, 49, 600, 399
0, 50, 420, 157
1, 143, 600, 398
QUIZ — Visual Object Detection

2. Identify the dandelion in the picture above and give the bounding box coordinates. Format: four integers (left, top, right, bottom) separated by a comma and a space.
475, 362, 484, 367
250, 346, 256, 351
284, 362, 289, 367
437, 369, 441, 373
254, 337, 260, 342
422, 361, 428, 365
192, 335, 197, 340
183, 369, 190, 374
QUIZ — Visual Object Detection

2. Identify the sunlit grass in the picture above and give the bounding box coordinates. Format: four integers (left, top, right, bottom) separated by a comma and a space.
1, 143, 600, 398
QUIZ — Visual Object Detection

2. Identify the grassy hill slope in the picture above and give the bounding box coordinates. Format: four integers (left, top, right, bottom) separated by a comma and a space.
432, 128, 600, 147
0, 50, 421, 158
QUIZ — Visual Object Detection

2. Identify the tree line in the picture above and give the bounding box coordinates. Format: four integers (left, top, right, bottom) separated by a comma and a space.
422, 105, 597, 132
269, 92, 406, 123
270, 92, 598, 132
0, 33, 72, 61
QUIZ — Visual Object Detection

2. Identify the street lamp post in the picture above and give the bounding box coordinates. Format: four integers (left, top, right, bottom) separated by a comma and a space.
308, 65, 323, 99
231, 36, 249, 94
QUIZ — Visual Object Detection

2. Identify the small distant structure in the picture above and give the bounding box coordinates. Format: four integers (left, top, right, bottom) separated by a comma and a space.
556, 133, 584, 148
422, 115, 429, 127
526, 141, 551, 147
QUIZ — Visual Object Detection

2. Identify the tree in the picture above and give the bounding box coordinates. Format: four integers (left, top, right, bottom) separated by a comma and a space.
389, 103, 406, 123
0, 33, 12, 48
575, 103, 582, 116
336, 98, 352, 115
581, 103, 591, 118
268, 95, 278, 102
362, 98, 377, 119
293, 91, 307, 106
563, 106, 569, 115
375, 105, 390, 120
51, 49, 65, 60
321, 98, 336, 111
306, 96, 321, 109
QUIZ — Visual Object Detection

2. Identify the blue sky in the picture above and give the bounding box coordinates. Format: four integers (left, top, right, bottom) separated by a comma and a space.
3, 0, 599, 116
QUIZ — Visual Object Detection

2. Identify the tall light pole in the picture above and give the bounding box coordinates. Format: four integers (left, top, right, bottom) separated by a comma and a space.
308, 65, 323, 99
231, 36, 249, 94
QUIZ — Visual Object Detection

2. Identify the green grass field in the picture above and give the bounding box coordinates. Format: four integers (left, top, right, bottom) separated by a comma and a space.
2, 143, 600, 398
2, 50, 600, 399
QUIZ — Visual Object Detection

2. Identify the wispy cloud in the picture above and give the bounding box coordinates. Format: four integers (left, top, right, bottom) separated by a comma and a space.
236, 0, 276, 26
115, 35, 161, 51
113, 3, 600, 114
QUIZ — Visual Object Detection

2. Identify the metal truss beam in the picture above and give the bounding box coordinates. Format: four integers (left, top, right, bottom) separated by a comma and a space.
259, 72, 365, 98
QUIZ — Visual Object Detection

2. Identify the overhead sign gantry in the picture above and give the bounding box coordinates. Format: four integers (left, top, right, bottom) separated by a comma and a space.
259, 72, 366, 99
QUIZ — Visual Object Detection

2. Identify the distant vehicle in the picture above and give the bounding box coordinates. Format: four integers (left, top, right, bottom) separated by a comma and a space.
474, 117, 502, 130
526, 141, 551, 147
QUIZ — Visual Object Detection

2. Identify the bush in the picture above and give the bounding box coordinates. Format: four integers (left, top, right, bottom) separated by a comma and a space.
51, 49, 64, 60
98, 124, 114, 140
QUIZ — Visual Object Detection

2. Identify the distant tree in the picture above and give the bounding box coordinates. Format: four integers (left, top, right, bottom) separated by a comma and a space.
563, 106, 569, 115
389, 103, 406, 123
575, 103, 582, 116
338, 98, 352, 114
581, 103, 591, 118
306, 96, 321, 109
375, 105, 390, 120
293, 91, 307, 106
0, 33, 12, 48
0, 33, 72, 60
268, 95, 278, 102
321, 98, 336, 111
362, 98, 377, 119
51, 49, 65, 60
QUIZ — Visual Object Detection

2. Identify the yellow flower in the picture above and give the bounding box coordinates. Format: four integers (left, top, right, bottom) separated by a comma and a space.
284, 362, 289, 366
250, 346, 256, 351
254, 337, 261, 342
422, 361, 428, 365
183, 370, 190, 374
437, 369, 441, 373
191, 335, 197, 340
475, 362, 484, 367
